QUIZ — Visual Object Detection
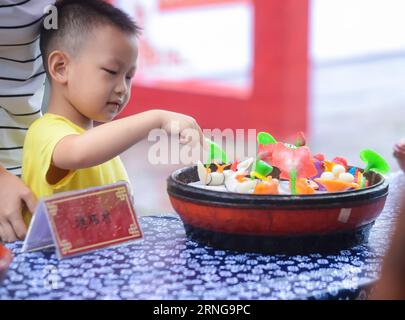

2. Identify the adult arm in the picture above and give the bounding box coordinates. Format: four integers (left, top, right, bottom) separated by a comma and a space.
0, 165, 37, 242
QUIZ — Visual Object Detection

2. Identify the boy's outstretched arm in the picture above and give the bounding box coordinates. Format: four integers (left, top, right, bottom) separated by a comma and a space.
52, 109, 204, 170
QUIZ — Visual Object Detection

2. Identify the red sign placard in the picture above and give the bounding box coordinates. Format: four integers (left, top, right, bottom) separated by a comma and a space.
23, 182, 143, 259
47, 183, 142, 258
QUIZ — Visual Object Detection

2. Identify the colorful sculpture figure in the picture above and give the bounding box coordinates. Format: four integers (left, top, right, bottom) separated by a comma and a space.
192, 132, 387, 195
314, 163, 359, 192
271, 142, 317, 194
197, 161, 225, 186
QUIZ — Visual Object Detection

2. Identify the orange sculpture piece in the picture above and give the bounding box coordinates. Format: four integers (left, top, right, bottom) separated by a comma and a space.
314, 178, 359, 193
253, 180, 279, 195
295, 178, 317, 194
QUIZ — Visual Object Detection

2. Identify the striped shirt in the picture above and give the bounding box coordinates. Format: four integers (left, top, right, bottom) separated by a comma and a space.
0, 0, 53, 175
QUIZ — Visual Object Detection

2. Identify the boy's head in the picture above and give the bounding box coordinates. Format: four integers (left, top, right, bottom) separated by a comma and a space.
40, 0, 141, 123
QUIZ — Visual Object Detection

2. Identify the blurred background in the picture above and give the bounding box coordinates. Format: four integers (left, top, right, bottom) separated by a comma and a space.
106, 0, 405, 215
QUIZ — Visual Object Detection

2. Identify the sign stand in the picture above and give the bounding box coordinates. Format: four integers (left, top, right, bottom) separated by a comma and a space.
23, 182, 143, 259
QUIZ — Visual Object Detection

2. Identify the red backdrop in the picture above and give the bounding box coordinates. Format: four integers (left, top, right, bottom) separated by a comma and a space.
116, 0, 309, 140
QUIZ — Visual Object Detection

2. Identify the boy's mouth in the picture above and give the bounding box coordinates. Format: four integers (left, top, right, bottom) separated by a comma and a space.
107, 102, 121, 112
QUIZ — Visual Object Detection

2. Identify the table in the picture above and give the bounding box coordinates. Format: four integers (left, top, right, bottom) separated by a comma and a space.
1, 173, 404, 300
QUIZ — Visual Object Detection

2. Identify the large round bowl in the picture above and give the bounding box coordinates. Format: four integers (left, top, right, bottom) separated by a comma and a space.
0, 244, 12, 282
167, 166, 389, 254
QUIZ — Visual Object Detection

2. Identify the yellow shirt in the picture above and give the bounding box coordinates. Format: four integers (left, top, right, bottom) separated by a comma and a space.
22, 113, 130, 225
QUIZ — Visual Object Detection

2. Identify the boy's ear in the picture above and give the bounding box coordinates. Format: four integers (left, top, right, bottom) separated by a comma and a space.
48, 50, 69, 84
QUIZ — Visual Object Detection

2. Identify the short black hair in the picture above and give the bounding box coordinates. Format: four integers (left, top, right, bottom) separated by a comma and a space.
40, 0, 141, 75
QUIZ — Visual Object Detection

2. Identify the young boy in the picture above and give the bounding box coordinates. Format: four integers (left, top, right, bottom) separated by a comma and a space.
22, 0, 205, 225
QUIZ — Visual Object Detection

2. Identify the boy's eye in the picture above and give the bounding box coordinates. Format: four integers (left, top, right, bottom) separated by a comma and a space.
102, 68, 118, 75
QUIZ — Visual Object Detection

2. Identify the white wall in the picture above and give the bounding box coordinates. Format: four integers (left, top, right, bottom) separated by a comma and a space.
310, 0, 405, 63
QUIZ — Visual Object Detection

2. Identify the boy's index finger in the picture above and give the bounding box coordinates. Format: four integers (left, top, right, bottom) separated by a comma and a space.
198, 127, 207, 149
192, 121, 205, 148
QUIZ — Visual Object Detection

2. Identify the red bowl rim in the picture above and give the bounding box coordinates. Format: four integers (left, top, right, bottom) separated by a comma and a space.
167, 166, 389, 209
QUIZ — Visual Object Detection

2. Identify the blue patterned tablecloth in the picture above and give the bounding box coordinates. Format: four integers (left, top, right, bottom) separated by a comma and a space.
1, 173, 404, 300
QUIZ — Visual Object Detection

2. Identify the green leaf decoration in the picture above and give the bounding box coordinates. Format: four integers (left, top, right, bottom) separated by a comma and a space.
257, 132, 277, 146
360, 149, 390, 174
206, 138, 228, 164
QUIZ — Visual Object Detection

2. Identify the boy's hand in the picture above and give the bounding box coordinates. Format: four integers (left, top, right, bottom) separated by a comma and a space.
0, 169, 37, 242
159, 110, 206, 147
393, 138, 405, 172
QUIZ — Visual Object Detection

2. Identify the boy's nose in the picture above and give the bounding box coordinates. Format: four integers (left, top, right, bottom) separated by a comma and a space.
115, 78, 129, 95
